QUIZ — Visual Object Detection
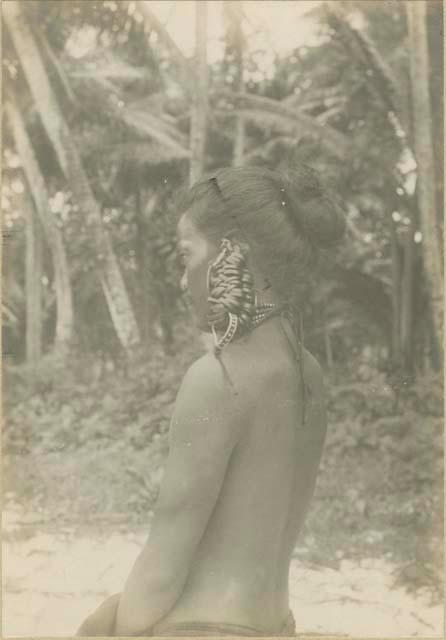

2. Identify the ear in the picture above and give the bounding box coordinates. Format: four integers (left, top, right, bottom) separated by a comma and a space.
238, 239, 251, 256
221, 230, 251, 257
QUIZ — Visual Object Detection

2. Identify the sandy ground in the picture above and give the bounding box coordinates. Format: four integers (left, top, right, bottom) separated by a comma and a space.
3, 498, 443, 638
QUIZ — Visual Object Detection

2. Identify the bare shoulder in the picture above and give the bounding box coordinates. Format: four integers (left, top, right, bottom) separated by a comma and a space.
179, 351, 241, 399
172, 352, 247, 443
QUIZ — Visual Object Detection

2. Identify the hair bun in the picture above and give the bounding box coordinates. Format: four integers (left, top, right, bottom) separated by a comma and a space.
280, 165, 345, 249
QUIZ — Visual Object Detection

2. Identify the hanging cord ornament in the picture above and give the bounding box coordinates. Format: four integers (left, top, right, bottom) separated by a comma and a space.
298, 310, 308, 426
278, 182, 309, 426
279, 304, 308, 427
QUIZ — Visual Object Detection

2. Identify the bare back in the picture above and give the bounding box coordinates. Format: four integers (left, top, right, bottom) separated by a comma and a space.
153, 320, 327, 634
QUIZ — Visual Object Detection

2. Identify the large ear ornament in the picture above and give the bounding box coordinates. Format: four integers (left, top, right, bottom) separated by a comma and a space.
206, 237, 256, 354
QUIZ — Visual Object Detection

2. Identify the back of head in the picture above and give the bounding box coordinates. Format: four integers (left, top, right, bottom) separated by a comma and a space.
176, 162, 345, 307
279, 164, 346, 250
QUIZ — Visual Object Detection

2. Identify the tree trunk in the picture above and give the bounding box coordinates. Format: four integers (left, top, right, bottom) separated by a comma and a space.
407, 0, 443, 358
138, 3, 193, 90
390, 218, 402, 367
224, 1, 245, 166
4, 1, 140, 351
425, 0, 444, 234
189, 2, 212, 353
5, 95, 74, 352
24, 190, 42, 366
134, 185, 160, 345
189, 1, 208, 184
134, 185, 149, 344
400, 217, 415, 372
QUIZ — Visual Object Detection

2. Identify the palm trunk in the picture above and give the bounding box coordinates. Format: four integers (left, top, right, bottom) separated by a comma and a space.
225, 1, 245, 166
24, 190, 42, 366
134, 185, 149, 344
390, 218, 402, 367
4, 1, 140, 351
138, 3, 192, 90
189, 1, 208, 184
5, 95, 74, 351
189, 1, 212, 353
407, 0, 443, 357
400, 215, 415, 372
134, 185, 160, 345
233, 104, 245, 167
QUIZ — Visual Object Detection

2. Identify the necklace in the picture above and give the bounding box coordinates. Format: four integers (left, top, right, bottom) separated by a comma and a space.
251, 302, 283, 328
212, 302, 284, 356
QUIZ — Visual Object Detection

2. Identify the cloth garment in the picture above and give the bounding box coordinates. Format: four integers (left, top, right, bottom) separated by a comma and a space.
76, 596, 296, 637
149, 609, 296, 637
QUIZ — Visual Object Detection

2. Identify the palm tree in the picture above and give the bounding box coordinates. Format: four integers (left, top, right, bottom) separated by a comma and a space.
138, 2, 193, 91
5, 93, 74, 352
189, 1, 209, 184
4, 0, 141, 351
223, 1, 246, 166
326, 3, 422, 371
407, 0, 443, 360
23, 189, 43, 366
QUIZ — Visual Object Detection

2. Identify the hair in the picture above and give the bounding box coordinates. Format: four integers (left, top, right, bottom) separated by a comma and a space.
176, 164, 346, 311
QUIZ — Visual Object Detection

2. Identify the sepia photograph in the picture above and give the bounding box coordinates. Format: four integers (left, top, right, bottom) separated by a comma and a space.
2, 0, 444, 637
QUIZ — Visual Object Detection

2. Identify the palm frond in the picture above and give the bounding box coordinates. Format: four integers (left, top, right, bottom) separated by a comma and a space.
243, 135, 298, 162
69, 75, 190, 157
212, 90, 351, 158
116, 102, 190, 157
109, 140, 189, 166
325, 3, 416, 191
283, 85, 344, 110
326, 4, 401, 116
66, 50, 149, 82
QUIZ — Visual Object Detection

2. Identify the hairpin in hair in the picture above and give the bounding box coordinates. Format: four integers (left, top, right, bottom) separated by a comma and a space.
210, 176, 227, 201
280, 185, 286, 207
209, 175, 242, 231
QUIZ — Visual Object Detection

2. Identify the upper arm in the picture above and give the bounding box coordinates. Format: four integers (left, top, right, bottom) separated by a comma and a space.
142, 354, 245, 578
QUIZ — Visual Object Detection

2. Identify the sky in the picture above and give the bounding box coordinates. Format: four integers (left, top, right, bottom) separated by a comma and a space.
66, 1, 324, 79
142, 1, 323, 63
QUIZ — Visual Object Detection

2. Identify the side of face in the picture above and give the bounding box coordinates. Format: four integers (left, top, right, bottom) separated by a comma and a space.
177, 213, 219, 332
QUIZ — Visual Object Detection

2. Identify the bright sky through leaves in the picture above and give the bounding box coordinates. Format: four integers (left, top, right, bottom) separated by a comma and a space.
67, 1, 324, 78
144, 1, 322, 63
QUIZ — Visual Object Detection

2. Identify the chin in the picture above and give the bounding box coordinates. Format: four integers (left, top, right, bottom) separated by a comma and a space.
196, 318, 211, 333
190, 311, 210, 333
189, 306, 210, 333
